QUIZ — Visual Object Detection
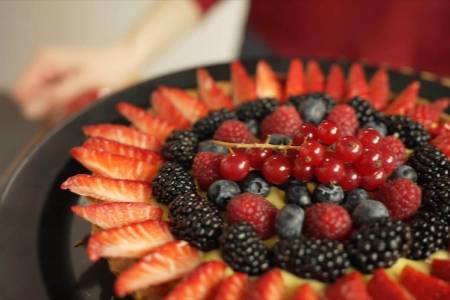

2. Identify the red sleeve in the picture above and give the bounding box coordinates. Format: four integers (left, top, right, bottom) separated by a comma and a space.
194, 0, 220, 13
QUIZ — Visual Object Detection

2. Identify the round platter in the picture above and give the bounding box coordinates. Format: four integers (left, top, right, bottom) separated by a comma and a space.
0, 58, 449, 300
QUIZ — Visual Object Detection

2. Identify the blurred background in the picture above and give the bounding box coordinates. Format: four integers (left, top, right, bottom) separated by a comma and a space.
0, 0, 249, 188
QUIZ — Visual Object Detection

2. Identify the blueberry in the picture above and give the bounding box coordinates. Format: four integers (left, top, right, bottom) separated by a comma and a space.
240, 171, 271, 197
313, 184, 344, 204
290, 93, 335, 124
198, 140, 229, 154
207, 179, 241, 209
276, 204, 305, 240
245, 119, 259, 136
389, 165, 417, 182
343, 188, 369, 212
285, 180, 312, 207
363, 121, 388, 136
352, 199, 389, 226
268, 134, 292, 145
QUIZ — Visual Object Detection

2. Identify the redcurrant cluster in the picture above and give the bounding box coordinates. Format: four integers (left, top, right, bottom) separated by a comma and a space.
215, 120, 400, 191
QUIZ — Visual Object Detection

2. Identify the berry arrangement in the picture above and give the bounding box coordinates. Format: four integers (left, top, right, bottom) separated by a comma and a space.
62, 59, 450, 299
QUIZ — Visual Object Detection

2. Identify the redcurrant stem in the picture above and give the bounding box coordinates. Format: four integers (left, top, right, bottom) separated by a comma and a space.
212, 140, 302, 151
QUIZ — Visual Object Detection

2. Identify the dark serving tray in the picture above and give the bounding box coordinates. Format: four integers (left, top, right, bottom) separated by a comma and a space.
0, 58, 449, 300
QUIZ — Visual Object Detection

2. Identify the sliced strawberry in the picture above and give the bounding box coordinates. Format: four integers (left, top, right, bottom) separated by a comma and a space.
306, 60, 325, 92
71, 202, 163, 229
368, 269, 413, 300
61, 174, 151, 203
230, 60, 257, 104
197, 68, 233, 110
115, 240, 201, 297
286, 58, 306, 97
83, 137, 162, 164
70, 147, 160, 182
368, 68, 390, 110
245, 268, 285, 300
151, 90, 191, 128
159, 86, 209, 123
431, 259, 450, 282
384, 81, 420, 115
293, 283, 320, 300
325, 64, 346, 101
400, 266, 450, 300
432, 131, 450, 158
83, 124, 161, 151
406, 98, 450, 129
346, 63, 369, 99
87, 220, 172, 262
116, 102, 176, 141
326, 271, 372, 300
165, 261, 227, 300
214, 273, 249, 300
256, 60, 283, 101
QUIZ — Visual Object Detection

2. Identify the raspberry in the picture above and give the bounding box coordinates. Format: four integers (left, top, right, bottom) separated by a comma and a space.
227, 192, 278, 239
260, 106, 303, 138
213, 120, 257, 143
377, 178, 421, 220
304, 203, 352, 240
432, 131, 450, 158
192, 152, 223, 190
326, 104, 358, 136
378, 136, 406, 168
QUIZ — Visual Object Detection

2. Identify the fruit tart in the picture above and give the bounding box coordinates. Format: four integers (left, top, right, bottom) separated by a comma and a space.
61, 59, 450, 299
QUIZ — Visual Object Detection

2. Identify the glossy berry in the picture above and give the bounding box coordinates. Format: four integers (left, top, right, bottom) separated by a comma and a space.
352, 199, 389, 227
293, 123, 317, 145
227, 193, 278, 238
360, 169, 386, 191
357, 128, 381, 149
317, 120, 340, 145
305, 203, 352, 240
343, 189, 369, 213
240, 171, 271, 197
313, 184, 345, 204
246, 148, 272, 170
380, 149, 396, 173
355, 148, 383, 176
363, 121, 387, 136
292, 159, 313, 182
207, 179, 241, 209
285, 180, 312, 207
276, 204, 305, 240
335, 136, 363, 163
298, 140, 325, 166
339, 167, 361, 191
389, 165, 418, 182
220, 153, 251, 181
314, 157, 345, 184
262, 155, 291, 185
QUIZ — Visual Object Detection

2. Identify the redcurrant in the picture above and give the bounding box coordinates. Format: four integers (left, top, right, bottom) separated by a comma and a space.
292, 159, 313, 182
314, 157, 345, 184
339, 167, 361, 191
293, 123, 317, 145
335, 136, 363, 163
317, 120, 340, 145
220, 153, 251, 181
380, 149, 396, 174
262, 154, 291, 184
354, 148, 383, 176
246, 148, 272, 170
357, 128, 381, 149
298, 140, 325, 166
360, 169, 386, 191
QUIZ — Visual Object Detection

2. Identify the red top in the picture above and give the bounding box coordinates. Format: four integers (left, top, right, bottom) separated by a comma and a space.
196, 0, 450, 76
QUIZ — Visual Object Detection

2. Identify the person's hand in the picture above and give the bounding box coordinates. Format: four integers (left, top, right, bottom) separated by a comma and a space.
13, 43, 140, 121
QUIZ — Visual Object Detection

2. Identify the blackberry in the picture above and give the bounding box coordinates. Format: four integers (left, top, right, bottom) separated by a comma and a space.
162, 130, 199, 168
421, 177, 450, 224
220, 222, 270, 275
407, 212, 450, 260
235, 98, 278, 122
152, 161, 196, 204
348, 97, 383, 126
192, 109, 236, 141
272, 238, 349, 282
346, 218, 412, 273
383, 115, 430, 148
407, 145, 450, 184
288, 93, 336, 124
169, 193, 223, 251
